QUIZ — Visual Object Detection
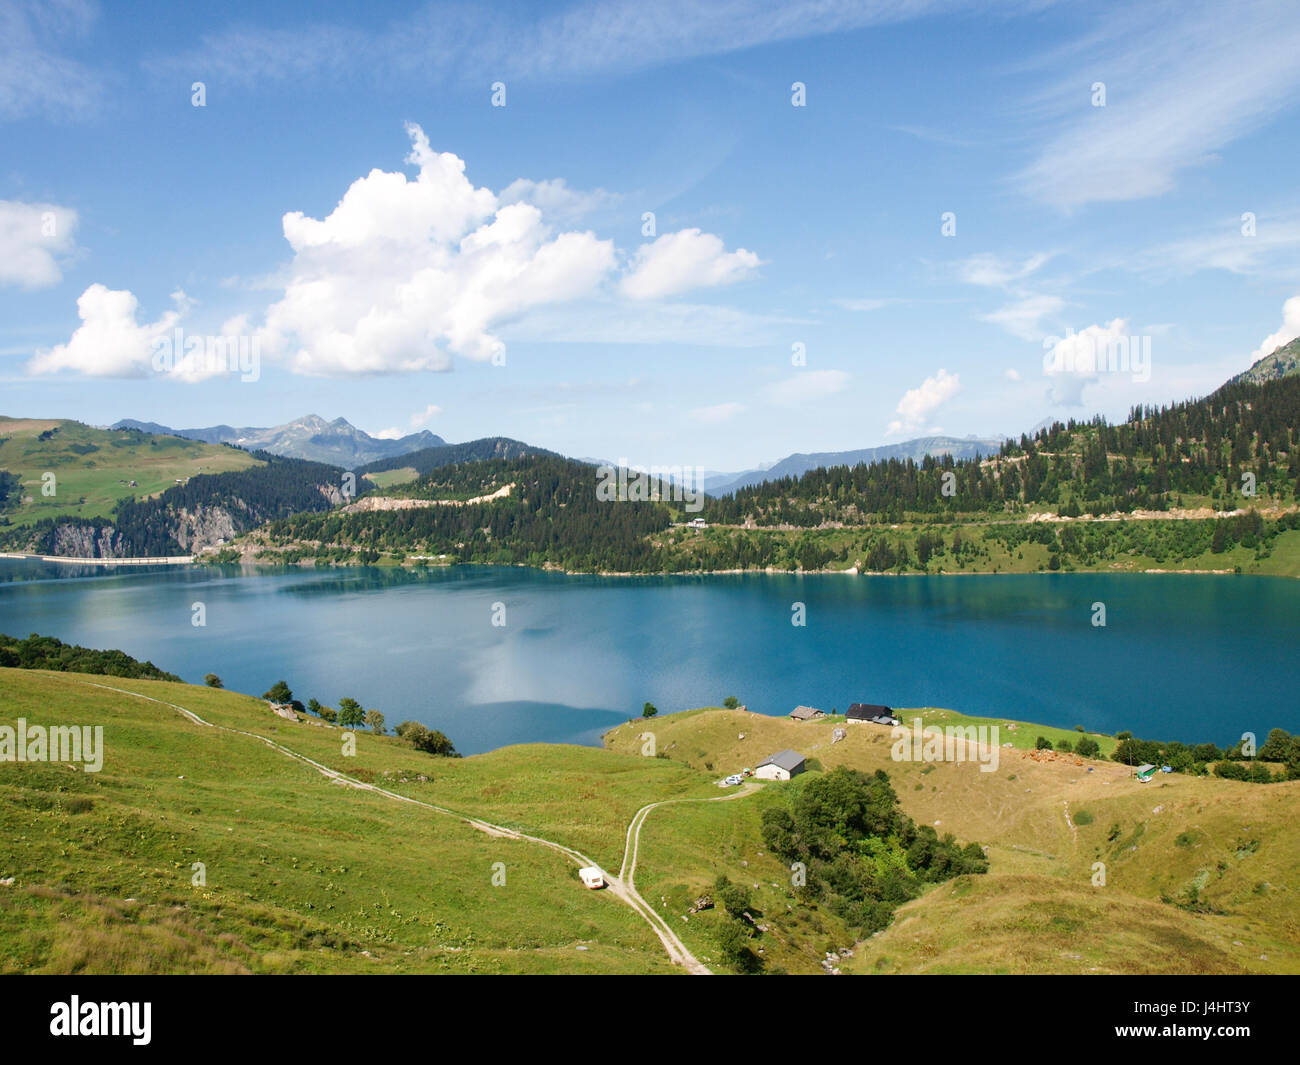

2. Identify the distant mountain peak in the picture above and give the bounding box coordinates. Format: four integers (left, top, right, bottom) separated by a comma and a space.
704, 434, 1003, 496
110, 415, 447, 469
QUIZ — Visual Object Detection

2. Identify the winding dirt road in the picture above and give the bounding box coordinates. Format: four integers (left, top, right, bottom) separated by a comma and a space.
82, 680, 735, 975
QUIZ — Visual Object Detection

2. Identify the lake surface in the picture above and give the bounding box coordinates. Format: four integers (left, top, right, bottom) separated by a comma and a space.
1, 562, 1297, 755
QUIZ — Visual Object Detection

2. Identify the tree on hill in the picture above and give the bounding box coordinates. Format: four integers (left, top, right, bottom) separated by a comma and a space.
337, 697, 365, 727
642, 702, 658, 718
760, 766, 986, 936
263, 680, 293, 704
722, 696, 740, 709
1075, 737, 1101, 758
204, 673, 223, 688
364, 709, 386, 735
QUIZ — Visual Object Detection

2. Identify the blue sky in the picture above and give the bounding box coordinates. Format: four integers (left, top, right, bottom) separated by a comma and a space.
3, 0, 1300, 470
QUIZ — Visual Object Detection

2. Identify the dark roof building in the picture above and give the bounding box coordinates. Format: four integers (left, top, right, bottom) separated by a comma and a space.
847, 702, 890, 719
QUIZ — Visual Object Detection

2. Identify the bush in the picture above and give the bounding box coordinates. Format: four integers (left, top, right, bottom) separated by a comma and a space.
715, 917, 761, 973
1035, 736, 1053, 750
1075, 737, 1101, 758
395, 720, 459, 757
713, 875, 752, 919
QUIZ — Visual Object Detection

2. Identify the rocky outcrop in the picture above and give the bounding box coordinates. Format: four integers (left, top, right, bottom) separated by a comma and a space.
49, 523, 127, 558
170, 505, 241, 552
318, 482, 347, 506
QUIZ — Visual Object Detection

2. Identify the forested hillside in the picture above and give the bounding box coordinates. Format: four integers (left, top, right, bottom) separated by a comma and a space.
357, 436, 560, 478
234, 370, 1300, 577
2, 453, 346, 557
246, 455, 677, 571
706, 373, 1300, 526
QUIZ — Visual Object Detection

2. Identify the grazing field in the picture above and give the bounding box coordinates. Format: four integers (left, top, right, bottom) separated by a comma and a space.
0, 669, 687, 974
3, 670, 1295, 975
0, 418, 260, 527
605, 708, 1300, 974
361, 467, 419, 490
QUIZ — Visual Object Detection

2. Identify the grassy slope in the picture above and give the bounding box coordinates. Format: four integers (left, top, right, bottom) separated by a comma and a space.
362, 467, 418, 490
0, 418, 259, 528
0, 669, 709, 974
605, 709, 1300, 975
4, 670, 1294, 975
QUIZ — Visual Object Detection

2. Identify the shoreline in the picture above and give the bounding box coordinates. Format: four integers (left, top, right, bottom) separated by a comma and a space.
2, 552, 1292, 580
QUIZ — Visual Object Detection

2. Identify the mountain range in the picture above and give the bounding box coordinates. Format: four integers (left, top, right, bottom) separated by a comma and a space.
106, 336, 1300, 491
703, 435, 1003, 495
111, 415, 444, 469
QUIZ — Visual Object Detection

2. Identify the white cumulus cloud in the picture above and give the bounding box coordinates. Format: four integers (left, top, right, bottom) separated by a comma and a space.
0, 200, 78, 288
1249, 295, 1300, 364
28, 284, 186, 378
621, 228, 760, 301
258, 123, 618, 375
887, 369, 960, 436
1041, 318, 1146, 406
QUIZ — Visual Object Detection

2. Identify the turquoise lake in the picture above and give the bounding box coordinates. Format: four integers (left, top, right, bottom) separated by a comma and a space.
1, 562, 1296, 755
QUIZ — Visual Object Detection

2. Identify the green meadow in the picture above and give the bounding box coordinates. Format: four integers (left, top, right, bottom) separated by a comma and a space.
3, 671, 1296, 975
0, 418, 259, 528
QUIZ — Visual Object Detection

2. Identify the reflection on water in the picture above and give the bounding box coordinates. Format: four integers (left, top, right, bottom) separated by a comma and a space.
0, 562, 1296, 755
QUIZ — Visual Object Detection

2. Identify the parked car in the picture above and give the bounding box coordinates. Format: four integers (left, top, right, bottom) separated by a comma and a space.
724, 774, 744, 786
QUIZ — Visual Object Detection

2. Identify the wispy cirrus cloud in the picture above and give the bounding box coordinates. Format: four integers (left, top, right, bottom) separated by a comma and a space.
762, 368, 851, 406
951, 252, 1065, 341
691, 401, 744, 423
1014, 0, 1300, 208
1125, 209, 1300, 281
147, 0, 1027, 89
980, 293, 1065, 342
956, 252, 1055, 288
0, 0, 102, 120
